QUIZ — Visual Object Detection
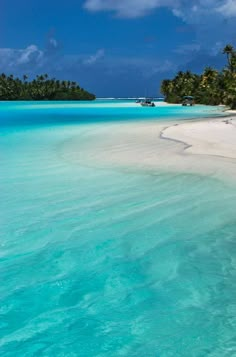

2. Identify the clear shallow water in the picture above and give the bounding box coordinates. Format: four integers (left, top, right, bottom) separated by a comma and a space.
1, 101, 236, 356
0, 100, 225, 127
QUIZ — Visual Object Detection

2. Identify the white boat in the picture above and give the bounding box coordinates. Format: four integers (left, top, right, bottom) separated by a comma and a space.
140, 98, 155, 107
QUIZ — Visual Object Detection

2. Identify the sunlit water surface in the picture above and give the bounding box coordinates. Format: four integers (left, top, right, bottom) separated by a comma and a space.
1, 101, 236, 356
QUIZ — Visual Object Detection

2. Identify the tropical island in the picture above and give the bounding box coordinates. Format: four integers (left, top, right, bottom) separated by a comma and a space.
161, 45, 236, 109
0, 74, 95, 101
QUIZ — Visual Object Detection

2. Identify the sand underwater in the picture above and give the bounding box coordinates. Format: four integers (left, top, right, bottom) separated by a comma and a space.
0, 100, 236, 356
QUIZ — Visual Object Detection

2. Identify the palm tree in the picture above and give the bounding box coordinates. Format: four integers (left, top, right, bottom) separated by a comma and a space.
0, 73, 95, 101
231, 52, 236, 73
223, 44, 234, 71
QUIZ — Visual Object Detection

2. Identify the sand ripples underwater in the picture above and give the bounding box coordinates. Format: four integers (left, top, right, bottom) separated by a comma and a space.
0, 102, 236, 356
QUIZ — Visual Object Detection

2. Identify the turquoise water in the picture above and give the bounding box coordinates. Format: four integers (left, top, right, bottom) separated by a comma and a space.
0, 100, 224, 127
1, 101, 236, 356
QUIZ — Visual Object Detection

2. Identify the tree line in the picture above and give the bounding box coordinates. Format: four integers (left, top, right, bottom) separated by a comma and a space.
161, 44, 236, 109
0, 74, 95, 101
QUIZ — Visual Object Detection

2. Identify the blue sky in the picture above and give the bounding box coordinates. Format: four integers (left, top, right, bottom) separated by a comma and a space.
1, 0, 236, 96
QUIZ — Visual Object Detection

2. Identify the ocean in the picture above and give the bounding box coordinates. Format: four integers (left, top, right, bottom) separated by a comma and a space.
0, 100, 236, 356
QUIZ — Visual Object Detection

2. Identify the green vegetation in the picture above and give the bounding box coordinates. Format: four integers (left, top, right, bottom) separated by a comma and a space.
161, 44, 236, 109
0, 74, 95, 101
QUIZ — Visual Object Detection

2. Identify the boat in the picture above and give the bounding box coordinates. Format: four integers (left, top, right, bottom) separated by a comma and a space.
140, 98, 155, 107
182, 96, 194, 106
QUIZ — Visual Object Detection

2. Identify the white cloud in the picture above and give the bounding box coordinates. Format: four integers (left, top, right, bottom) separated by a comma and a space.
0, 36, 64, 76
216, 0, 236, 17
84, 0, 176, 18
17, 45, 43, 65
83, 0, 236, 56
83, 49, 105, 65
84, 0, 236, 19
0, 45, 43, 69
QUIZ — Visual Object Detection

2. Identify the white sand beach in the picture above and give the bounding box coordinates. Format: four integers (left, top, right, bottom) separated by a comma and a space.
163, 115, 236, 159
63, 107, 236, 184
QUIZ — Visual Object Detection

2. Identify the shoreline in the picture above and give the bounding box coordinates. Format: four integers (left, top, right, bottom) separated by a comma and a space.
63, 112, 236, 184
162, 114, 236, 160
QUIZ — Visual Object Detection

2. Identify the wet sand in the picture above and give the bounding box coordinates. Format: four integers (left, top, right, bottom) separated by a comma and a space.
63, 111, 236, 184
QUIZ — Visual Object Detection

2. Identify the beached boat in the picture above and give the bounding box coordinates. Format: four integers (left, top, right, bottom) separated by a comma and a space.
140, 98, 155, 107
182, 96, 194, 106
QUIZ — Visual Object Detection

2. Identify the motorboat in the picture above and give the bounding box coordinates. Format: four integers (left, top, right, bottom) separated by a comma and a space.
140, 98, 155, 107
182, 96, 194, 106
